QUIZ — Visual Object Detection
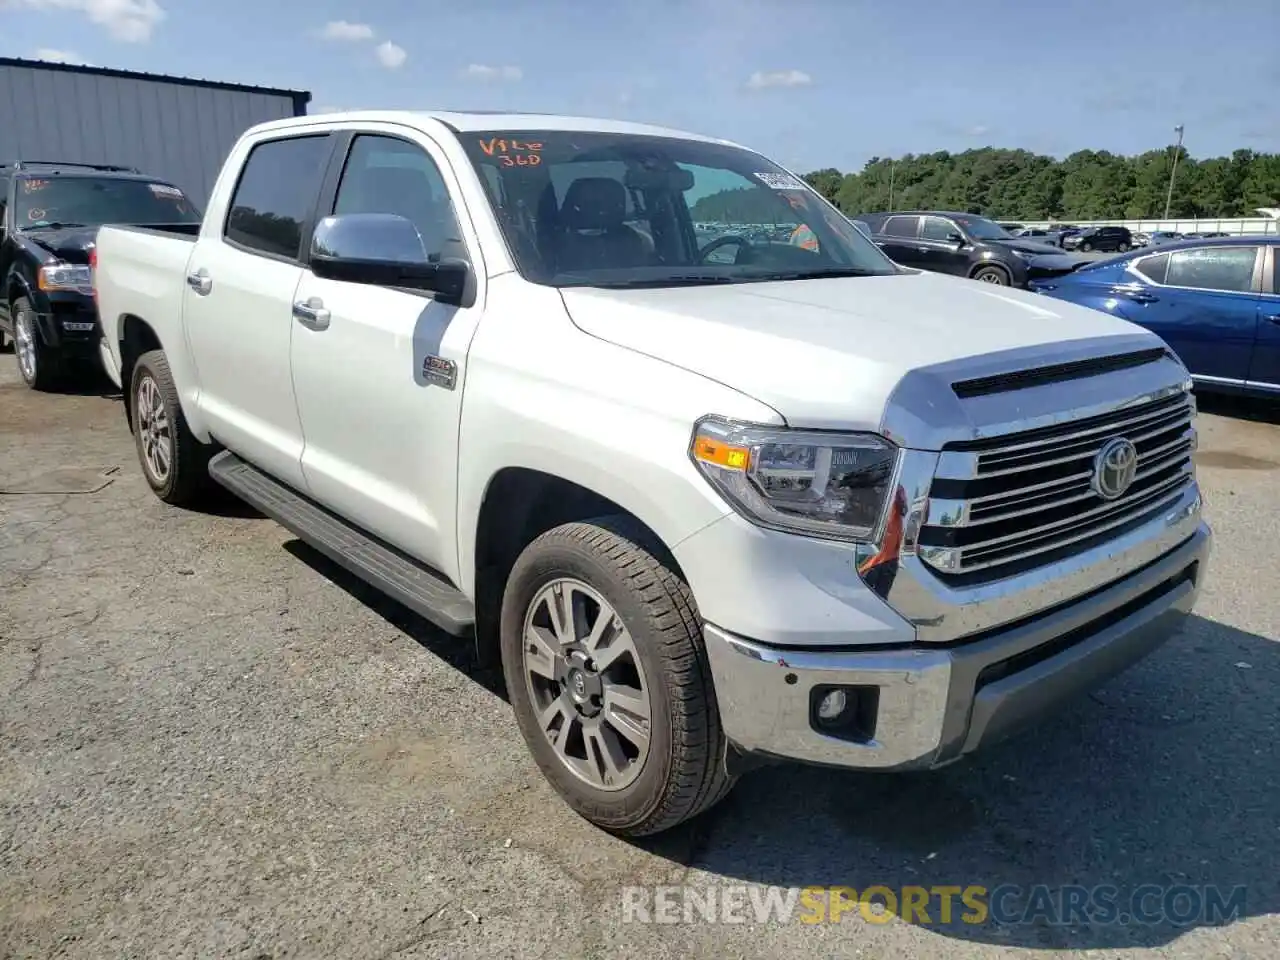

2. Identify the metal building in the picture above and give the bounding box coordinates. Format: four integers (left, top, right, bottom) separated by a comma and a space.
0, 58, 310, 206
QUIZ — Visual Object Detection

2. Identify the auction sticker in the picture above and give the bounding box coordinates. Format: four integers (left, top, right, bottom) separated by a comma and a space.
754, 171, 809, 192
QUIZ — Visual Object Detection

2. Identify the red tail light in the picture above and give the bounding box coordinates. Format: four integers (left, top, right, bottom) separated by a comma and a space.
89, 246, 98, 300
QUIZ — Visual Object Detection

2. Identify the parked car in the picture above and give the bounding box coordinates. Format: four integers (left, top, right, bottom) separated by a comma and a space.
855, 210, 1082, 287
1132, 232, 1151, 248
0, 160, 201, 390
1015, 227, 1060, 246
1029, 236, 1280, 397
1145, 231, 1184, 247
1062, 225, 1133, 253
94, 110, 1209, 837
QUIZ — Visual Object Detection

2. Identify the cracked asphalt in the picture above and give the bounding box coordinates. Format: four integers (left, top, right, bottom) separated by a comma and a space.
2, 357, 1279, 960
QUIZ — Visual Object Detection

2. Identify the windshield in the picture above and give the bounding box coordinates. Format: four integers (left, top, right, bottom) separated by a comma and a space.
14, 176, 201, 229
461, 130, 899, 287
953, 215, 1013, 241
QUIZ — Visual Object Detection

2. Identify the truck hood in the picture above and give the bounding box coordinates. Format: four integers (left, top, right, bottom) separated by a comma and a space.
559, 270, 1155, 432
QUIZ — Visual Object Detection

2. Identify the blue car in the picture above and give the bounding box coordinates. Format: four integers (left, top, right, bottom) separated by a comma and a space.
1029, 236, 1280, 397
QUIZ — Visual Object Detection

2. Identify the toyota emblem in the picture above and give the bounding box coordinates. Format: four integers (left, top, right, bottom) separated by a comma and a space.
1092, 437, 1139, 500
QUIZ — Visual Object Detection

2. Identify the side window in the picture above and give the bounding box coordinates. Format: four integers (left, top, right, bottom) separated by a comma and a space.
1165, 247, 1258, 293
332, 135, 468, 264
882, 216, 918, 238
0, 177, 8, 235
225, 135, 331, 259
1134, 253, 1169, 284
921, 216, 957, 241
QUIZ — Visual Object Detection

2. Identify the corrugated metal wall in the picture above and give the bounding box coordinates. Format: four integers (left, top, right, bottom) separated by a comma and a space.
0, 62, 307, 207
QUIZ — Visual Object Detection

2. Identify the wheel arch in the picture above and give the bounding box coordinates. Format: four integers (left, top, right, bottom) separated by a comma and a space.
118, 314, 164, 430
470, 466, 693, 667
968, 261, 1012, 283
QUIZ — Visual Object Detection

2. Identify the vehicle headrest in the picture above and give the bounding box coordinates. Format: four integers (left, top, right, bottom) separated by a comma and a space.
560, 177, 626, 230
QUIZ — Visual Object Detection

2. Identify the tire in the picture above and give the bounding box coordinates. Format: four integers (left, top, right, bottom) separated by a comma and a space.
1118, 242, 1130, 252
130, 349, 214, 507
0, 326, 10, 353
1080, 241, 1093, 252
11, 297, 62, 391
500, 517, 735, 837
972, 265, 1010, 285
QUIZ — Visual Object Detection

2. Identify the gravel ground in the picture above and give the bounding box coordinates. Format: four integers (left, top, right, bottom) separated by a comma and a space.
2, 356, 1278, 960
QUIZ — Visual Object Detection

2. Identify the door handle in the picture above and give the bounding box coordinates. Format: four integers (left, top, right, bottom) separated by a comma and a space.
1119, 290, 1159, 304
186, 271, 212, 296
292, 298, 330, 330
1265, 314, 1280, 325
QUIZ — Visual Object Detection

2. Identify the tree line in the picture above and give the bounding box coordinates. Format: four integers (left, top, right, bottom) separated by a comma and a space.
797, 147, 1280, 221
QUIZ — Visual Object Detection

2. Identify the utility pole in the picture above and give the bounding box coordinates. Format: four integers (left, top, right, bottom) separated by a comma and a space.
1163, 124, 1184, 221
888, 160, 896, 210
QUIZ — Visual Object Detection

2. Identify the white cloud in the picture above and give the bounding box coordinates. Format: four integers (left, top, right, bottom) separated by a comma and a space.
311, 105, 347, 114
33, 46, 87, 63
374, 40, 406, 69
966, 124, 992, 137
320, 19, 373, 41
2, 0, 166, 43
461, 63, 522, 82
745, 69, 812, 90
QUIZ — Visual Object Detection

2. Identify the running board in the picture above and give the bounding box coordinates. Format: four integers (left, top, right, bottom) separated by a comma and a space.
208, 451, 475, 636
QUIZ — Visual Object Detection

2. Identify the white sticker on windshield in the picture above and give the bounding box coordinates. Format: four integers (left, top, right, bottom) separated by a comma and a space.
149, 183, 183, 198
754, 171, 809, 192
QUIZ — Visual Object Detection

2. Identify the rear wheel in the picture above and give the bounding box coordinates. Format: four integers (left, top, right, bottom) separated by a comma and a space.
130, 349, 215, 507
1080, 241, 1094, 252
972, 265, 1010, 285
1118, 242, 1130, 252
12, 298, 61, 391
500, 517, 735, 836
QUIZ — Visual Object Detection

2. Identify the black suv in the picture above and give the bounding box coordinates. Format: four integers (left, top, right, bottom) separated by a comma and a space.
0, 161, 201, 390
854, 210, 1080, 288
1061, 225, 1132, 253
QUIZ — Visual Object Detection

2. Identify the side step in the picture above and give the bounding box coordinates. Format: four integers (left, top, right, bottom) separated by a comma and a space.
208, 451, 475, 636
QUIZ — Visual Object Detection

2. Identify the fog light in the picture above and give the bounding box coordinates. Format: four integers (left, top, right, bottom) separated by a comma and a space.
816, 689, 848, 721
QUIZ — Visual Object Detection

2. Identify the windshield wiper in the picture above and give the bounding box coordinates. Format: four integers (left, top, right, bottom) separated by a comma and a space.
21, 221, 89, 231
568, 274, 738, 289
747, 267, 886, 282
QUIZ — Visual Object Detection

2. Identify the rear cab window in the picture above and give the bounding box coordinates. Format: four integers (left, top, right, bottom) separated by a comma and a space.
882, 215, 918, 238
224, 135, 332, 260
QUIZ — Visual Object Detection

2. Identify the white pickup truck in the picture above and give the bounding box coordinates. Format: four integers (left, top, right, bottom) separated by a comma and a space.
93, 111, 1211, 836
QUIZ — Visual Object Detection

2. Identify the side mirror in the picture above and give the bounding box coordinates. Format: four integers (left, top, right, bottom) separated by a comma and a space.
309, 213, 470, 305
946, 231, 966, 245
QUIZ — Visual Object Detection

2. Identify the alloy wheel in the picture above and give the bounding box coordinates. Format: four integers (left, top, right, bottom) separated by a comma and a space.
522, 578, 652, 791
14, 310, 36, 382
135, 373, 172, 483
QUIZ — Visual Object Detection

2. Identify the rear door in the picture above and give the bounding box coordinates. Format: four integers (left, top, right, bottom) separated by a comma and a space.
875, 215, 923, 267
182, 133, 335, 489
289, 127, 488, 573
1113, 244, 1262, 383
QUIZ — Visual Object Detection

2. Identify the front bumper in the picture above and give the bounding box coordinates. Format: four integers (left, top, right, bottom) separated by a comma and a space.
704, 521, 1209, 771
31, 297, 101, 358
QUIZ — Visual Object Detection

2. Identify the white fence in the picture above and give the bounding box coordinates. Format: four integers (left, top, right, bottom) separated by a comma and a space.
1016, 212, 1279, 236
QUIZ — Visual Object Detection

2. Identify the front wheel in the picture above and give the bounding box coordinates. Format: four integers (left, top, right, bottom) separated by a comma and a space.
500, 518, 735, 836
130, 349, 215, 507
0, 326, 10, 353
1080, 241, 1094, 252
972, 265, 1010, 285
12, 297, 61, 391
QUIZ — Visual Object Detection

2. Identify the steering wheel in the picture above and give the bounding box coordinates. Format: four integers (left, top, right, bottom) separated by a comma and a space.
697, 234, 753, 264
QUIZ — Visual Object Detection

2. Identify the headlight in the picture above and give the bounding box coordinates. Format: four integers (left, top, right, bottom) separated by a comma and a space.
690, 417, 899, 541
38, 263, 92, 293
1009, 248, 1037, 260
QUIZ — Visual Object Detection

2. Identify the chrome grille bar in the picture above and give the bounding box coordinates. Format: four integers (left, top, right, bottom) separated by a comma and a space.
918, 386, 1197, 580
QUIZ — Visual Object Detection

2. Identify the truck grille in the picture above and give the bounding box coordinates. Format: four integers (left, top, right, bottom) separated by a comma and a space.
917, 388, 1196, 581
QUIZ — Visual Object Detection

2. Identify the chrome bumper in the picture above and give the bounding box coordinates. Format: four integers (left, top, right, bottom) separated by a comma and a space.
704, 521, 1210, 771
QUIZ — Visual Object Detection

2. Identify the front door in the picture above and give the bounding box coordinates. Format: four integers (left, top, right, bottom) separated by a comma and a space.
1115, 245, 1261, 382
289, 129, 487, 575
918, 215, 970, 276
182, 133, 335, 489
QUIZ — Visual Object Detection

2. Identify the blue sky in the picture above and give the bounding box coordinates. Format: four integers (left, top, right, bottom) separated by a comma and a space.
2, 0, 1276, 173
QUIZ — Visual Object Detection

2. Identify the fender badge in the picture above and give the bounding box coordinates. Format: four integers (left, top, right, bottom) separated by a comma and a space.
422, 355, 457, 390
